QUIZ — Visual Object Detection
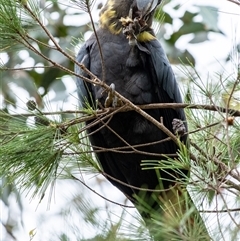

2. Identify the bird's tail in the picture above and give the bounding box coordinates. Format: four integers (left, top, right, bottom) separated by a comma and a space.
138, 184, 211, 240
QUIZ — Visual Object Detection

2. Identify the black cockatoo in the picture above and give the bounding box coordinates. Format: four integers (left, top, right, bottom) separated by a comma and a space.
75, 0, 207, 239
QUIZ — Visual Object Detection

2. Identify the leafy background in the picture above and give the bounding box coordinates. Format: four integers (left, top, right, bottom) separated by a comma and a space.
0, 0, 240, 240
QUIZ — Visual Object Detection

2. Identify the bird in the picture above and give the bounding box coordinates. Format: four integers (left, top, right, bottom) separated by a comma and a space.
75, 0, 207, 239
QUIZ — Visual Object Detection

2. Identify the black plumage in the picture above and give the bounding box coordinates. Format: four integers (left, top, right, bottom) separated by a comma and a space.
75, 0, 188, 223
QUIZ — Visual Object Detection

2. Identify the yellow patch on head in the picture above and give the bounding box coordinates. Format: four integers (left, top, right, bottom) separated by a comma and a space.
99, 0, 123, 34
107, 0, 115, 6
137, 31, 156, 42
99, 0, 156, 38
100, 9, 116, 27
108, 22, 122, 34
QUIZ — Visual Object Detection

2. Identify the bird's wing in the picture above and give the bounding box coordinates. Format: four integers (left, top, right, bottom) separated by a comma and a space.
75, 36, 187, 202
75, 42, 95, 109
75, 40, 136, 200
144, 39, 187, 131
147, 40, 181, 101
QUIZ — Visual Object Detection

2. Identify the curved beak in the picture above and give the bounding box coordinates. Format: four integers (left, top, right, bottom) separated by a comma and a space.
136, 0, 161, 19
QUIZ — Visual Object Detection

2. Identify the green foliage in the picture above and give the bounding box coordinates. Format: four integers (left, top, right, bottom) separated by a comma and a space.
0, 0, 87, 109
1, 0, 240, 240
156, 4, 224, 65
0, 0, 226, 111
0, 111, 60, 197
0, 103, 101, 200
0, 0, 43, 52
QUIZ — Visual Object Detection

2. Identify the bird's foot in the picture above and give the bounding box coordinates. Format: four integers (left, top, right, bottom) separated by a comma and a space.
104, 83, 123, 108
172, 118, 186, 136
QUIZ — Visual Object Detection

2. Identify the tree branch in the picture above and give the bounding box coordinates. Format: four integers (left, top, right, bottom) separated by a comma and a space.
226, 0, 240, 6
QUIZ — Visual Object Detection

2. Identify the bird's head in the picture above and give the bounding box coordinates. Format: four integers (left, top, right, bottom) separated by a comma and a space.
100, 0, 161, 42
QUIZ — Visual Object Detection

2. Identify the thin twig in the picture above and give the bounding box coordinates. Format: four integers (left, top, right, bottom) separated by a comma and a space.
2, 103, 240, 118
2, 65, 54, 71
101, 171, 180, 193
71, 174, 135, 208
227, 0, 240, 6
190, 141, 240, 189
199, 208, 240, 213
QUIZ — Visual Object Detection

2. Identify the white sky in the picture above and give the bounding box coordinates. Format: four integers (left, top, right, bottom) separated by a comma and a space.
1, 0, 240, 241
